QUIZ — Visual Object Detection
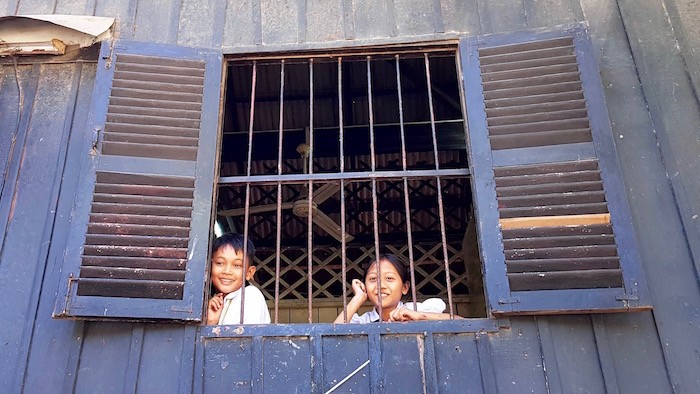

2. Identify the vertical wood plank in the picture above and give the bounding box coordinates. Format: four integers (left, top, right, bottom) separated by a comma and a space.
0, 63, 72, 393
54, 0, 92, 14
487, 318, 548, 392
440, 0, 481, 36
534, 317, 563, 393
353, 0, 394, 40
94, 0, 137, 39
322, 335, 370, 393
613, 0, 700, 390
123, 325, 145, 394
433, 334, 483, 393
132, 0, 181, 44
305, 0, 344, 43
591, 315, 620, 394
476, 0, 527, 34
261, 0, 301, 45
177, 0, 227, 48
15, 0, 53, 13
136, 325, 188, 394
394, 0, 435, 36
221, 0, 258, 48
262, 337, 312, 392
202, 337, 254, 392
22, 63, 96, 394
521, 0, 583, 27
74, 323, 134, 393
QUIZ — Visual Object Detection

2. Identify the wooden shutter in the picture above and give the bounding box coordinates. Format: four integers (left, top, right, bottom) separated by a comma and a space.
53, 40, 222, 320
461, 24, 651, 315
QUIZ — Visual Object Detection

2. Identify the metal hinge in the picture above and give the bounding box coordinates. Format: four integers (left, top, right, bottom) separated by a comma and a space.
57, 273, 79, 316
498, 297, 520, 304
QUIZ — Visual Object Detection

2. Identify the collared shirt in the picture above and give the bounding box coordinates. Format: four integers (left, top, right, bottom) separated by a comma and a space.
349, 298, 447, 323
218, 285, 271, 325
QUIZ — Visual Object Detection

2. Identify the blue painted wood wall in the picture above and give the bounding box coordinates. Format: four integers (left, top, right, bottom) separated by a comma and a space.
1, 0, 699, 392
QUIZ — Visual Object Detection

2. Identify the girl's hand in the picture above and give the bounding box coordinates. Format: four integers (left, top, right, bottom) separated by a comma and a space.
351, 279, 367, 301
389, 306, 421, 322
206, 293, 225, 325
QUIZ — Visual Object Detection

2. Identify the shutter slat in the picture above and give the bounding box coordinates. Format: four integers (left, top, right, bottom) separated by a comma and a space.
483, 72, 581, 91
81, 255, 186, 270
495, 169, 601, 187
507, 269, 623, 291
499, 190, 606, 208
101, 142, 198, 161
502, 223, 613, 238
109, 96, 202, 112
89, 213, 191, 227
112, 79, 203, 95
480, 54, 577, 74
85, 234, 189, 247
505, 244, 619, 259
107, 104, 202, 120
110, 87, 202, 103
479, 44, 574, 65
114, 70, 204, 86
487, 118, 590, 135
507, 257, 620, 273
488, 108, 589, 126
94, 183, 193, 198
486, 99, 587, 117
104, 122, 200, 138
103, 132, 199, 147
88, 222, 190, 237
116, 53, 205, 69
499, 202, 609, 218
91, 202, 192, 217
496, 180, 604, 197
106, 113, 201, 129
80, 266, 186, 281
478, 37, 574, 57
483, 81, 582, 100
83, 245, 188, 259
503, 234, 615, 249
494, 160, 598, 176
92, 193, 194, 207
115, 61, 205, 77
485, 91, 585, 109
482, 63, 579, 82
76, 278, 184, 299
489, 128, 592, 150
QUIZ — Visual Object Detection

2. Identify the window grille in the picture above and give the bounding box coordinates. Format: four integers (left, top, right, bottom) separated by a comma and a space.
217, 48, 473, 323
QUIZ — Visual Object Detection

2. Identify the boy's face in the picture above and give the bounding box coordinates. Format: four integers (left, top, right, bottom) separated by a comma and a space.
210, 245, 256, 295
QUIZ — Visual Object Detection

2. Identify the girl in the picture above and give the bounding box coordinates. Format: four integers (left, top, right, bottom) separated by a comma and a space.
334, 253, 461, 323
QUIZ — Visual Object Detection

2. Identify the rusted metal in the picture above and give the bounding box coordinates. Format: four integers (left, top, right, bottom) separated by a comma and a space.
240, 60, 258, 324
367, 56, 383, 319
425, 54, 454, 318
274, 60, 285, 323
396, 55, 418, 310
339, 57, 348, 323
307, 59, 314, 323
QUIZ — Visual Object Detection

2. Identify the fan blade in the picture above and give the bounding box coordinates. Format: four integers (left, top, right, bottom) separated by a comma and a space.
313, 210, 354, 242
218, 201, 294, 216
312, 182, 340, 204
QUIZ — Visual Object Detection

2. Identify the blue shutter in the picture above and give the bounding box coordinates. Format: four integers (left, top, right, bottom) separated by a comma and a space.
461, 24, 651, 315
53, 40, 221, 320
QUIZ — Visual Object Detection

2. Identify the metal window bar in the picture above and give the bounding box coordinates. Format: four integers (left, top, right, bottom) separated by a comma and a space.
307, 59, 314, 324
274, 60, 285, 323
395, 55, 419, 311
240, 60, 258, 324
424, 54, 454, 318
338, 57, 349, 323
367, 56, 383, 320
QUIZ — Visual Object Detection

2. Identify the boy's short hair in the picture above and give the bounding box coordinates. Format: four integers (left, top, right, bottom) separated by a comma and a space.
211, 233, 256, 264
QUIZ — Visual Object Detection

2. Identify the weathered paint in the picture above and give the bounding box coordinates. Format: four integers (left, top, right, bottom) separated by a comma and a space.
0, 0, 698, 392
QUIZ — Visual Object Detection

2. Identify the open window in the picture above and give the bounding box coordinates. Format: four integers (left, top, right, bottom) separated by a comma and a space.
217, 47, 476, 322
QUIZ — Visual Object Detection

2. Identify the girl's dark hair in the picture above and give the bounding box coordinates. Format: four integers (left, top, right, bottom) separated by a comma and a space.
363, 253, 409, 283
211, 233, 255, 263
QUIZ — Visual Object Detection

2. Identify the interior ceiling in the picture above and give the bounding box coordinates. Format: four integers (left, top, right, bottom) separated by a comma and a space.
217, 50, 472, 247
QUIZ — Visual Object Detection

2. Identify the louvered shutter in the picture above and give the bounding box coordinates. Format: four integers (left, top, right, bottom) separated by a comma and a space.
461, 24, 651, 315
53, 40, 221, 320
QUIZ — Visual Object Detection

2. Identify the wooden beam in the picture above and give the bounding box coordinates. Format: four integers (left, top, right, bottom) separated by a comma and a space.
499, 213, 610, 229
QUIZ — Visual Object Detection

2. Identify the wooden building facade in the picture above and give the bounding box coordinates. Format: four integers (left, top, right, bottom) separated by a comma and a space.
1, 0, 699, 392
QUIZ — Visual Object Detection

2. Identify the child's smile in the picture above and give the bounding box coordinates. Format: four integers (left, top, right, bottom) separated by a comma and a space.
365, 259, 409, 317
210, 245, 256, 295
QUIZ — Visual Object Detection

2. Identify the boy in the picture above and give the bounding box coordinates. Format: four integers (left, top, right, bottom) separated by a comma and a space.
207, 233, 271, 325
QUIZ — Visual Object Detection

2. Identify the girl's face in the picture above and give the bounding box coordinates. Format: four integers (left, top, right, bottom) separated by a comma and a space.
364, 259, 409, 312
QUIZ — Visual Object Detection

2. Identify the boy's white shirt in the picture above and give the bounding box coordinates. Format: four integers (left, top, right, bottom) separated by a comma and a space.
218, 284, 271, 325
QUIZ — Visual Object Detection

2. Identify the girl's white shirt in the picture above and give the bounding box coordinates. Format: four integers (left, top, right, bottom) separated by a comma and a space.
348, 298, 447, 323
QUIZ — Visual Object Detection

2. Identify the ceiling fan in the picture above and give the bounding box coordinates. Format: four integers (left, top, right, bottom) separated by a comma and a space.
218, 134, 354, 243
